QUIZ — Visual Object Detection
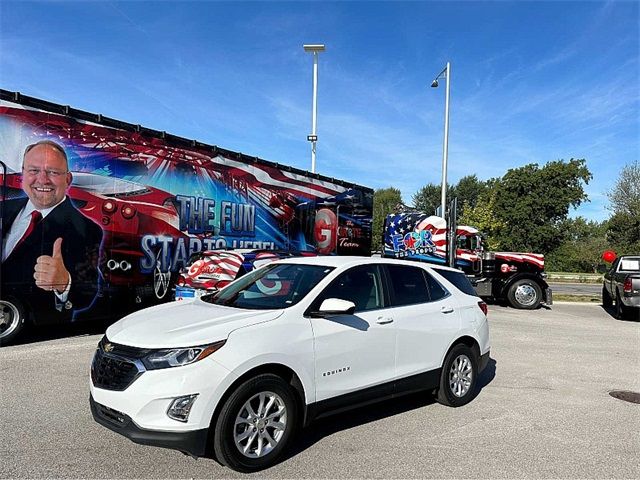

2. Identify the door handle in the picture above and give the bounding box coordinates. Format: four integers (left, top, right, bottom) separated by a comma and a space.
376, 317, 394, 325
441, 306, 454, 314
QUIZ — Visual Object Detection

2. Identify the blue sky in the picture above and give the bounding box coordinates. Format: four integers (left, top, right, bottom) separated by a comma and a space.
1, 1, 638, 222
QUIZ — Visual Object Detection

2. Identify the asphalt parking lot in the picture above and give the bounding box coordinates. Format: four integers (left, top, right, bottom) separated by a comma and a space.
1, 302, 638, 479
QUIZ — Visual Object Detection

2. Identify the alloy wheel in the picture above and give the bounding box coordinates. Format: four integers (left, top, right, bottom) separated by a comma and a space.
233, 391, 288, 459
449, 354, 473, 398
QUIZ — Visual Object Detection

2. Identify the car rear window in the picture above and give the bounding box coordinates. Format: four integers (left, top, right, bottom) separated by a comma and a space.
432, 268, 478, 297
424, 271, 448, 301
619, 259, 640, 272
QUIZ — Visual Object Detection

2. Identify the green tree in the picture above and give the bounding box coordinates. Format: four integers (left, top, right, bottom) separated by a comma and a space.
606, 212, 640, 254
545, 217, 609, 272
459, 181, 506, 251
607, 160, 640, 216
412, 183, 450, 215
372, 187, 402, 252
454, 174, 488, 218
412, 175, 487, 218
606, 160, 640, 253
490, 159, 592, 253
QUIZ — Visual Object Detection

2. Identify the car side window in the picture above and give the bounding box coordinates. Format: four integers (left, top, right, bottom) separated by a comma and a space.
431, 268, 476, 297
312, 265, 384, 313
423, 271, 449, 301
385, 265, 431, 306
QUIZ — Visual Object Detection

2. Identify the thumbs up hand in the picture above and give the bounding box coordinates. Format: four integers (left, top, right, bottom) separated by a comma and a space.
35, 238, 70, 293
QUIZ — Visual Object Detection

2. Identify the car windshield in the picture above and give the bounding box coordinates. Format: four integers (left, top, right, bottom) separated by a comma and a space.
202, 263, 334, 310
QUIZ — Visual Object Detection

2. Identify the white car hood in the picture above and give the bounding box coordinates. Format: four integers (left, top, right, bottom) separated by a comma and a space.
105, 300, 283, 348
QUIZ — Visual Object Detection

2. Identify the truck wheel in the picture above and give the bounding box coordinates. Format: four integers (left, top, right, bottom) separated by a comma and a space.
615, 292, 628, 320
0, 298, 27, 346
507, 279, 542, 309
436, 344, 478, 407
213, 374, 299, 472
602, 285, 613, 308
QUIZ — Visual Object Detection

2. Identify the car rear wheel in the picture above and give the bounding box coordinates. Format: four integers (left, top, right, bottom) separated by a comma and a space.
437, 344, 478, 407
602, 285, 613, 308
0, 298, 27, 346
507, 279, 542, 309
213, 374, 298, 472
615, 292, 628, 320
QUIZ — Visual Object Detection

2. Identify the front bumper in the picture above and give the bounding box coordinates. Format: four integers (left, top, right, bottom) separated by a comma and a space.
544, 287, 553, 305
90, 395, 208, 457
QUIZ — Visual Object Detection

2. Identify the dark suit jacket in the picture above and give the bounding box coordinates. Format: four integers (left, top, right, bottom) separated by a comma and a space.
1, 197, 104, 324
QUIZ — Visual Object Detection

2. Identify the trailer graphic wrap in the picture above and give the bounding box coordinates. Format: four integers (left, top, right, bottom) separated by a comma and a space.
0, 94, 372, 335
383, 213, 474, 267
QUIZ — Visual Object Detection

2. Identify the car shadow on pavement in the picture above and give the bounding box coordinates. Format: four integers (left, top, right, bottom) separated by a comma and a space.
7, 318, 111, 347
285, 356, 497, 462
600, 305, 640, 322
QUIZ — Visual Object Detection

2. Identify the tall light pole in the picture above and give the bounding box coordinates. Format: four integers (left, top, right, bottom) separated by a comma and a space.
431, 61, 451, 216
303, 44, 325, 173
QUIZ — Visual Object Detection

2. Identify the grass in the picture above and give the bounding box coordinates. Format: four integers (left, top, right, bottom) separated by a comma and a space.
546, 272, 602, 284
553, 294, 601, 303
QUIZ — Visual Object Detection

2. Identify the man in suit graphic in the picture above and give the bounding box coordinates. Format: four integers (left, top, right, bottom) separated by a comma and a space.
1, 140, 104, 324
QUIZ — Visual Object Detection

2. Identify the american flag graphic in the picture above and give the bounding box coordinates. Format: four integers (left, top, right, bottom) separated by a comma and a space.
385, 213, 446, 255
183, 251, 245, 289
494, 252, 544, 269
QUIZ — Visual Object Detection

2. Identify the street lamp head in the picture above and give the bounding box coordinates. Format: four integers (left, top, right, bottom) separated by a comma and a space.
431, 79, 439, 88
303, 44, 326, 52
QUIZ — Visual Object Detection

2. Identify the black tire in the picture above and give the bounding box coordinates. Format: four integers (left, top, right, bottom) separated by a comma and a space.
0, 297, 27, 346
507, 279, 542, 309
437, 344, 478, 407
615, 291, 628, 320
602, 285, 613, 308
213, 374, 298, 472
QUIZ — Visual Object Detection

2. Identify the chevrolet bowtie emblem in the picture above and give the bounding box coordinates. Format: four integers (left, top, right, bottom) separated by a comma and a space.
104, 343, 114, 353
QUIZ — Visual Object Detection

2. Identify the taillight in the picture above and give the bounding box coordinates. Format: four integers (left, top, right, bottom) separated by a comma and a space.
121, 204, 136, 219
623, 278, 632, 293
102, 200, 117, 214
478, 301, 488, 316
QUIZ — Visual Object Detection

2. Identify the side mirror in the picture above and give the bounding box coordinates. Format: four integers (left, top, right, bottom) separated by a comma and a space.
311, 298, 356, 317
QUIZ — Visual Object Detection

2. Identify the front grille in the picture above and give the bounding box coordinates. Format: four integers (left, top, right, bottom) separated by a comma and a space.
98, 337, 150, 359
91, 337, 149, 391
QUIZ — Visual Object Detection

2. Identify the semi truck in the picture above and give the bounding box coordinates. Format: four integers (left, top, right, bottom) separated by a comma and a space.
0, 90, 373, 344
383, 211, 552, 309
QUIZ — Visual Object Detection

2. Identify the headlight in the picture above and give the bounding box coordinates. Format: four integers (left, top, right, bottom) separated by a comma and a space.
141, 340, 226, 370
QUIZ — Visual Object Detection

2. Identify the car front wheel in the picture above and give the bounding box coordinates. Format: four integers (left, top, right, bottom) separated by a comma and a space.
507, 279, 542, 309
213, 374, 298, 472
437, 344, 478, 407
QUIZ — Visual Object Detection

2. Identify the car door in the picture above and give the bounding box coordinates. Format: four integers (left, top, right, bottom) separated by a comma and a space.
308, 264, 396, 403
383, 264, 461, 379
605, 258, 620, 296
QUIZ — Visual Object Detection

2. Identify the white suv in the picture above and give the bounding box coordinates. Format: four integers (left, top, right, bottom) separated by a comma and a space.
90, 256, 490, 472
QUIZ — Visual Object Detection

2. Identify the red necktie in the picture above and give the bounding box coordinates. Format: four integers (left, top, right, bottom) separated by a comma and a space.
14, 210, 43, 251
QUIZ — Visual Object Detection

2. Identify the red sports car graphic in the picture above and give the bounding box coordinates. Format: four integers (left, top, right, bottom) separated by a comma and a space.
1, 172, 185, 301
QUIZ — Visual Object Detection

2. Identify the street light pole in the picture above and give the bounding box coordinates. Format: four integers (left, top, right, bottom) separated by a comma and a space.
431, 61, 451, 216
303, 44, 325, 173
